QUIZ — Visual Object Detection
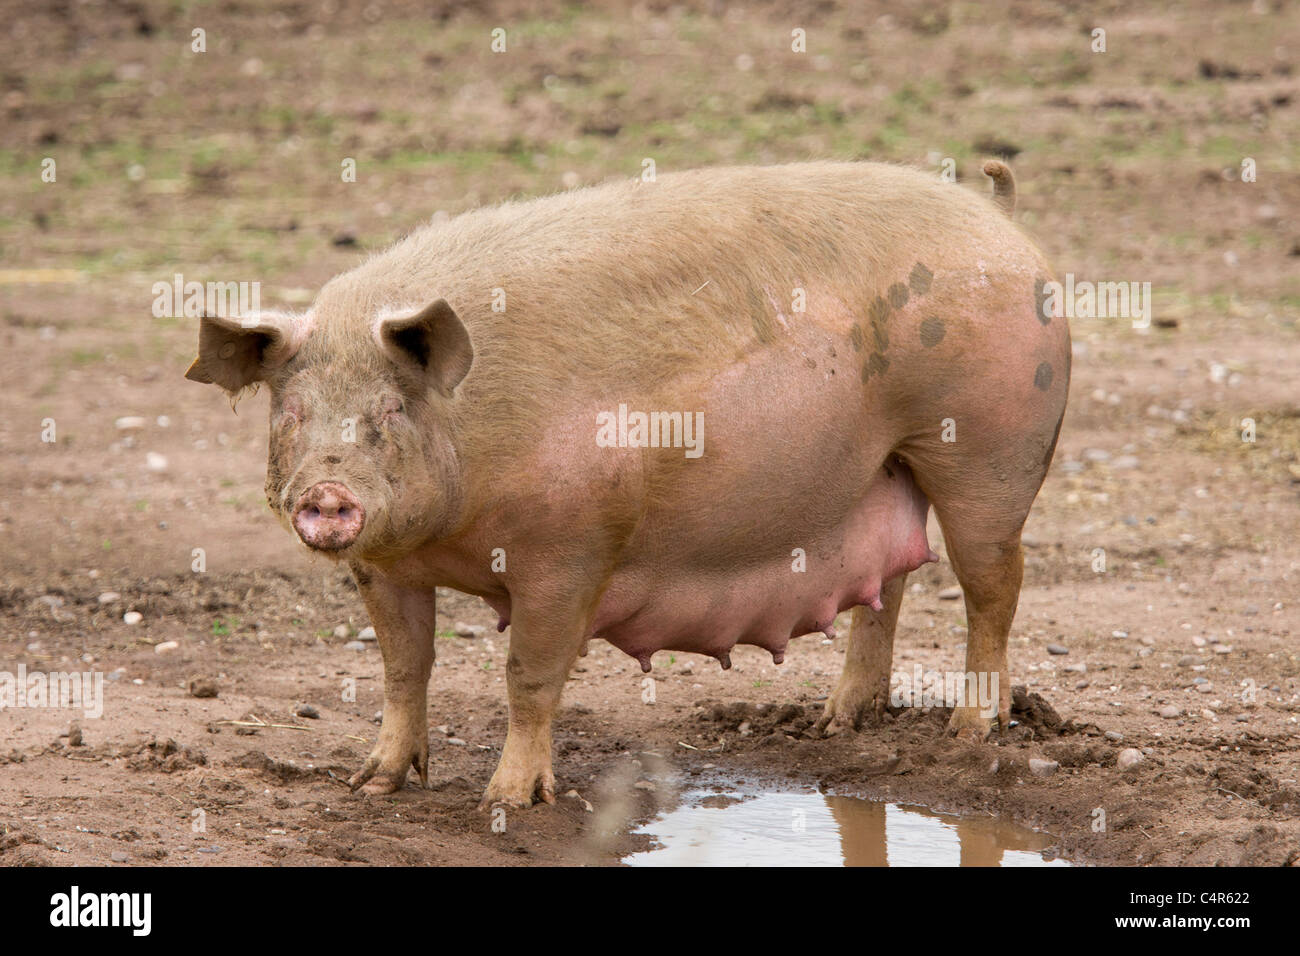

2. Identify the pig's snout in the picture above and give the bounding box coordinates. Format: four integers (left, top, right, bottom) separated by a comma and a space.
292, 482, 365, 551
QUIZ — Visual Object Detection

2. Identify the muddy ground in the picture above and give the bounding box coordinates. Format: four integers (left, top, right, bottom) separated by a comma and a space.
1, 0, 1298, 866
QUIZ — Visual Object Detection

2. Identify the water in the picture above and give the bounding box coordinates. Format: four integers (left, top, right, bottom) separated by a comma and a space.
625, 788, 1069, 867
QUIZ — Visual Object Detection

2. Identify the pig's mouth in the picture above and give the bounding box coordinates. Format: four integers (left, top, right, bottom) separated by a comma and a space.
291, 481, 367, 552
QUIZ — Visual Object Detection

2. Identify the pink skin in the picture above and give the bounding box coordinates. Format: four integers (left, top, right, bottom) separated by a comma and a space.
292, 481, 366, 551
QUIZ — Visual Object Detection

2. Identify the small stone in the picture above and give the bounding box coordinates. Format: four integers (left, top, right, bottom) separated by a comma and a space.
111, 851, 129, 863
1191, 636, 1206, 647
1046, 644, 1069, 656
1029, 758, 1059, 777
453, 621, 480, 637
154, 640, 179, 655
634, 780, 657, 791
938, 586, 962, 600
123, 611, 143, 625
115, 416, 146, 431
1196, 682, 1214, 694
343, 641, 366, 652
1177, 655, 1197, 667
357, 626, 377, 641
294, 703, 319, 719
1111, 630, 1128, 639
1064, 663, 1087, 673
97, 591, 121, 604
332, 624, 350, 639
446, 737, 467, 747
1116, 748, 1144, 770
145, 452, 168, 472
187, 677, 218, 698
68, 723, 84, 747
1112, 455, 1140, 470
1139, 635, 1155, 647
1104, 730, 1124, 742
1158, 705, 1182, 719
1213, 644, 1231, 655
1074, 679, 1090, 690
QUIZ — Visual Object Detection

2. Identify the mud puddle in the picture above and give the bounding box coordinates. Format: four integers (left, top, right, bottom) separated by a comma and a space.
626, 787, 1069, 867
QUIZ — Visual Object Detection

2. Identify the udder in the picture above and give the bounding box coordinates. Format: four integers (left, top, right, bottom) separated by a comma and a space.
590, 457, 936, 670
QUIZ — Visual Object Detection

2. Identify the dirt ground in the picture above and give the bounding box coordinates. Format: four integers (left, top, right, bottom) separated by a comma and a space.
1, 0, 1298, 866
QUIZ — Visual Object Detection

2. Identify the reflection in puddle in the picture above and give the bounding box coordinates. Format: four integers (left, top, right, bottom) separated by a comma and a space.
626, 789, 1068, 867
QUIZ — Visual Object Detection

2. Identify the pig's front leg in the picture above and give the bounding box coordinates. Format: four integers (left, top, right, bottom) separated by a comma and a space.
347, 564, 437, 795
479, 601, 587, 809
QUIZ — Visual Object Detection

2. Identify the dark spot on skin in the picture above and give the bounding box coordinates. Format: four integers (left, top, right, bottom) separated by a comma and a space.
865, 352, 889, 379
804, 356, 816, 369
887, 282, 910, 310
873, 322, 888, 351
920, 315, 945, 348
849, 324, 864, 352
1034, 361, 1054, 391
869, 296, 891, 351
1034, 277, 1053, 326
869, 295, 890, 327
324, 455, 341, 465
909, 262, 933, 296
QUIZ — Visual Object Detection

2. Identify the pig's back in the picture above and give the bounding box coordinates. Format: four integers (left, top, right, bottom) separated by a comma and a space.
330, 161, 1052, 449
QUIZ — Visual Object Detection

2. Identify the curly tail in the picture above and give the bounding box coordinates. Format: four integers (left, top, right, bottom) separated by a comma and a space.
982, 160, 1016, 216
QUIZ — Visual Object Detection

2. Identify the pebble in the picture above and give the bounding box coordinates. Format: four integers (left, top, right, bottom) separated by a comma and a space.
1116, 748, 1144, 770
294, 703, 319, 719
1104, 730, 1124, 742
1191, 636, 1206, 647
1158, 705, 1182, 718
154, 641, 179, 654
357, 626, 377, 641
1139, 635, 1155, 647
115, 416, 146, 431
333, 624, 350, 639
938, 586, 962, 600
145, 452, 168, 472
1112, 455, 1140, 470
446, 737, 467, 747
1213, 645, 1231, 655
634, 780, 657, 791
187, 677, 218, 698
97, 592, 121, 604
1064, 663, 1087, 673
110, 851, 129, 863
68, 723, 83, 747
1029, 758, 1059, 777
1177, 655, 1197, 667
1046, 644, 1069, 656
1196, 683, 1214, 694
454, 621, 482, 637
123, 611, 143, 625
343, 641, 366, 652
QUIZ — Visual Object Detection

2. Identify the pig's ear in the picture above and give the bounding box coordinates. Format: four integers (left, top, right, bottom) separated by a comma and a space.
184, 312, 311, 393
373, 299, 473, 397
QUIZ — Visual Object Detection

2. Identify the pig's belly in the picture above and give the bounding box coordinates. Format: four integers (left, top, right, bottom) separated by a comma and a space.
589, 459, 935, 671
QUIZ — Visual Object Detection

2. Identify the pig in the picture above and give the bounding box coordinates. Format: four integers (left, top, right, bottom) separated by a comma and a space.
185, 159, 1070, 808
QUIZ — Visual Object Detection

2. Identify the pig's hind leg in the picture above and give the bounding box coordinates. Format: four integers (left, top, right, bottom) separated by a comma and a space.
816, 574, 907, 735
